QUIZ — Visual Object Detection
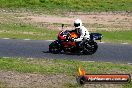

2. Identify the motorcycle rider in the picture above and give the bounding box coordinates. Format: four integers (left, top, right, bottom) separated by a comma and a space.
71, 19, 90, 48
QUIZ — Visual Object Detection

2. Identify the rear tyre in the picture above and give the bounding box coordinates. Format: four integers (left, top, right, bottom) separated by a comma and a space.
83, 41, 98, 55
49, 40, 62, 54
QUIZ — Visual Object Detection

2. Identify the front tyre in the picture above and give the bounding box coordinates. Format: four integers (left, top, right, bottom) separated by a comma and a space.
49, 40, 62, 54
83, 41, 98, 55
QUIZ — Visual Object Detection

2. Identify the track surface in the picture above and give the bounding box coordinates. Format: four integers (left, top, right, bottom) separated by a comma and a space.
0, 39, 132, 63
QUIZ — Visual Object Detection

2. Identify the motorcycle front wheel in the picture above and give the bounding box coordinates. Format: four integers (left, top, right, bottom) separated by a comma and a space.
49, 40, 62, 54
83, 41, 98, 55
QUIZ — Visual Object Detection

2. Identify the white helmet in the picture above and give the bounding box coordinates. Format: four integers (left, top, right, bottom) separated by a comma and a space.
74, 19, 82, 28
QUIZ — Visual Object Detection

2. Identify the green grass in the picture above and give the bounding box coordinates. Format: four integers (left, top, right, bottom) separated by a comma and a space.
0, 23, 132, 43
0, 57, 132, 75
97, 30, 132, 43
0, 23, 58, 40
0, 0, 131, 12
0, 57, 131, 87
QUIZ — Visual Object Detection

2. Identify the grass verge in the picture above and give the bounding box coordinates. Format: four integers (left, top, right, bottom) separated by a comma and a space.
0, 0, 132, 12
0, 23, 132, 43
0, 57, 131, 88
1, 57, 132, 74
97, 30, 132, 43
0, 23, 58, 40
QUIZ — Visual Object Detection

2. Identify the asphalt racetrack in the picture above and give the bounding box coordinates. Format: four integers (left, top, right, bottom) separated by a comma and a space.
0, 39, 132, 63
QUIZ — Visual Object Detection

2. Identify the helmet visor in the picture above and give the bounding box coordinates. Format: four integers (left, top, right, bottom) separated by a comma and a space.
74, 23, 80, 27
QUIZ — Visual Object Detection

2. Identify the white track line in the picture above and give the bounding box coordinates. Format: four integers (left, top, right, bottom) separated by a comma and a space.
127, 63, 132, 65
88, 61, 95, 62
46, 40, 54, 41
3, 57, 10, 58
121, 43, 129, 45
23, 39, 31, 40
82, 61, 95, 62
2, 38, 10, 39
27, 58, 34, 60
99, 42, 105, 44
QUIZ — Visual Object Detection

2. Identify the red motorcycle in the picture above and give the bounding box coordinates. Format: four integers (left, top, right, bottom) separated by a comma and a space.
49, 29, 102, 55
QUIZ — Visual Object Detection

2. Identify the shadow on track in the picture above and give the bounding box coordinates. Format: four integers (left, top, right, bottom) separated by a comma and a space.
42, 51, 85, 56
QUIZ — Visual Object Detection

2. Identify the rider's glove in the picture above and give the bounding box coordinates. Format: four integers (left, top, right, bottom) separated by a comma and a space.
71, 38, 75, 42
